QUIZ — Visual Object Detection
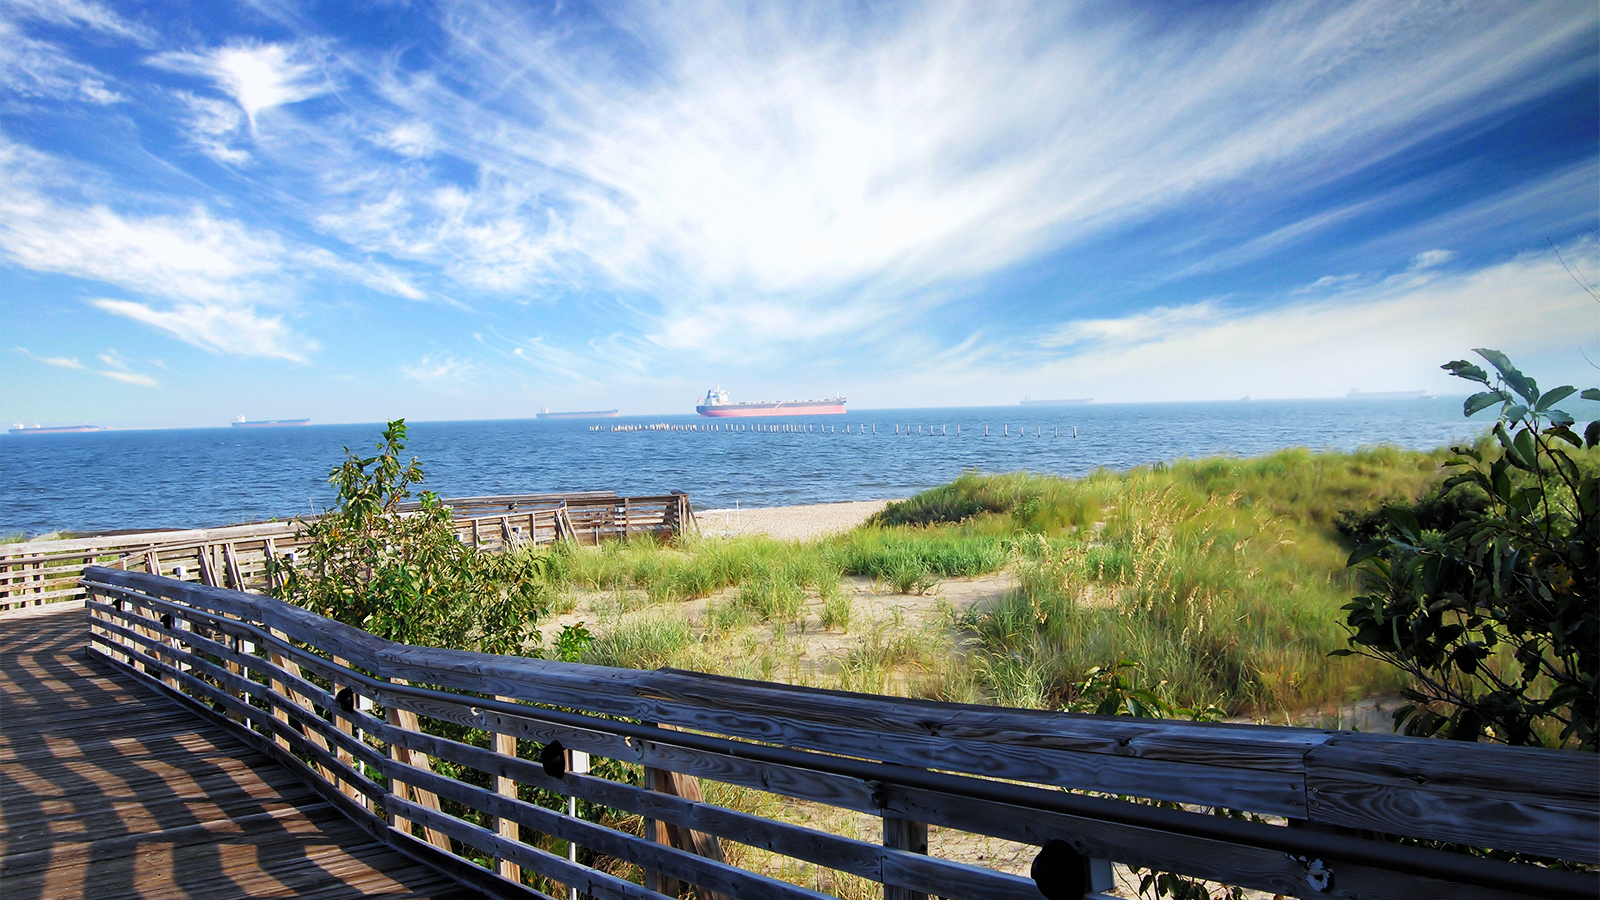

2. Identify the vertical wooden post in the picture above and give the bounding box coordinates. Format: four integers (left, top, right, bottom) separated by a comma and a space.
330, 657, 368, 810
883, 817, 929, 900
262, 538, 279, 591
385, 682, 452, 850
493, 696, 522, 884
223, 542, 243, 589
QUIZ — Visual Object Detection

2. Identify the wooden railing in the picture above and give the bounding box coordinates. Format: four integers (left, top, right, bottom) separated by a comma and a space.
80, 567, 1596, 900
1, 493, 697, 614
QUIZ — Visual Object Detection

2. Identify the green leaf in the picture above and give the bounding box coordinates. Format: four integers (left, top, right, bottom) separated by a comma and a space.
1462, 390, 1507, 417
1475, 348, 1539, 404
1546, 409, 1574, 427
1442, 360, 1490, 385
1536, 385, 1576, 411
1346, 540, 1389, 567
1587, 420, 1600, 449
1383, 506, 1421, 543
1583, 388, 1600, 401
1513, 428, 1539, 471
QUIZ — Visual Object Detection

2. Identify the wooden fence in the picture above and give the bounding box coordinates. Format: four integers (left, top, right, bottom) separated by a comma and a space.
80, 567, 1597, 900
2, 493, 696, 615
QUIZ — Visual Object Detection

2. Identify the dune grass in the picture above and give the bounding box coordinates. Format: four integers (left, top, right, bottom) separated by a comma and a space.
525, 444, 1458, 719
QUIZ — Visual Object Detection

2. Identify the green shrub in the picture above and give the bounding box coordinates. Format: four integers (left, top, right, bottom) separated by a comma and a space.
1338, 351, 1598, 749
270, 420, 547, 656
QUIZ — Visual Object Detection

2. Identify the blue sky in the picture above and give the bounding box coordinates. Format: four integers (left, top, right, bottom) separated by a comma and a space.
1, 0, 1596, 426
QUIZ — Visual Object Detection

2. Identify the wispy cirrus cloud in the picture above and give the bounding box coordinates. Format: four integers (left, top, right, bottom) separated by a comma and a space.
14, 347, 86, 369
98, 368, 158, 388
1014, 242, 1599, 401
275, 0, 1592, 369
0, 139, 423, 361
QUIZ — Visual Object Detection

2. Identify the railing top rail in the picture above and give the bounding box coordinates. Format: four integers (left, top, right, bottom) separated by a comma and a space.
2, 520, 305, 557
78, 565, 1600, 871
397, 491, 618, 512
3, 492, 684, 559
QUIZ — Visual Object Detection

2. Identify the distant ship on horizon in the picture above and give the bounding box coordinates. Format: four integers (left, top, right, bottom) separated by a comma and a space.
9, 423, 102, 435
537, 407, 620, 420
232, 416, 310, 428
695, 388, 846, 417
1021, 397, 1092, 406
1346, 389, 1430, 400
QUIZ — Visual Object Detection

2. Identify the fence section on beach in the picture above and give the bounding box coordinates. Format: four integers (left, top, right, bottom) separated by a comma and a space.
80, 566, 1598, 900
1, 492, 696, 615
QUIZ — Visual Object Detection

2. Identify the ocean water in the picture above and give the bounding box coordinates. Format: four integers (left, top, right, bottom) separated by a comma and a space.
0, 398, 1493, 536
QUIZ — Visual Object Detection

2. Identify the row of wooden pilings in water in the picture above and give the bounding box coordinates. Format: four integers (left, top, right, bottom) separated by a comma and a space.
593, 421, 1081, 437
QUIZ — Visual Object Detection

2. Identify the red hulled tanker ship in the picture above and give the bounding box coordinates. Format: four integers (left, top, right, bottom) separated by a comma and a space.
695, 388, 846, 418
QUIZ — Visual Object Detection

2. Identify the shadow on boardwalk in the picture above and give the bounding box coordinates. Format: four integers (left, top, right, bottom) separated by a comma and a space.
0, 606, 471, 900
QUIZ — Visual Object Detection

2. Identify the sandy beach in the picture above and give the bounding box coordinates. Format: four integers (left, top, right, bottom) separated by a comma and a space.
693, 499, 893, 541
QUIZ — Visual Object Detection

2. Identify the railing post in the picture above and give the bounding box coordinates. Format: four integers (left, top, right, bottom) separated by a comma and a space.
883, 816, 929, 900
385, 680, 452, 850
330, 657, 370, 811
493, 695, 522, 885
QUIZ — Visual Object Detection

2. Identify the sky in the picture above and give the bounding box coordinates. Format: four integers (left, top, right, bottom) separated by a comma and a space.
1, 0, 1596, 427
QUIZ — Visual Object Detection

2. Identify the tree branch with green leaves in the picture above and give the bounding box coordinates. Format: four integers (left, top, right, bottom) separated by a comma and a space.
1336, 350, 1597, 750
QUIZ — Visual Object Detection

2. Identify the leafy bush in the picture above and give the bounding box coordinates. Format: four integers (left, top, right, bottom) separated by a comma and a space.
1338, 351, 1597, 749
270, 420, 548, 656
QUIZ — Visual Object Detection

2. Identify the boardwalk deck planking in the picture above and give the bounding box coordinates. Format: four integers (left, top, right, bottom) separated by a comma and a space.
0, 606, 474, 900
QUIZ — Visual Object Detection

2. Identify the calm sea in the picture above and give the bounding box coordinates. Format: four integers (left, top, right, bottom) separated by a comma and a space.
0, 398, 1497, 536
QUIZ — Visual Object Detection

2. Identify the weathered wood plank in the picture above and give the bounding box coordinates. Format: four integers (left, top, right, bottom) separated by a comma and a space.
1305, 734, 1600, 862
2, 611, 473, 900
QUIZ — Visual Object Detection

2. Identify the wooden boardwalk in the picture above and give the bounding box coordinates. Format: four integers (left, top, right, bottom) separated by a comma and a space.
0, 606, 473, 900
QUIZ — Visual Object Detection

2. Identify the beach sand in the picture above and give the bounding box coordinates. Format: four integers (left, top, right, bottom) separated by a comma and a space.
693, 499, 892, 541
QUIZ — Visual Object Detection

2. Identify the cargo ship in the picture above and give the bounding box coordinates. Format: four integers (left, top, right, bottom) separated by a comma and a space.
695, 388, 846, 417
232, 416, 310, 428
9, 423, 102, 434
537, 407, 619, 420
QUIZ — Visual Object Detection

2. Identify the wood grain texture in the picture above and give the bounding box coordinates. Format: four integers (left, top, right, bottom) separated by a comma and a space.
0, 607, 473, 900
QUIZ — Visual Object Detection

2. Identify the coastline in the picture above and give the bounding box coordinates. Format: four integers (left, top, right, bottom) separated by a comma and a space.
694, 499, 893, 541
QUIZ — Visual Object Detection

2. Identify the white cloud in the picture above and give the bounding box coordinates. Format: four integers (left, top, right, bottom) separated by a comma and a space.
0, 0, 155, 44
13, 347, 86, 369
91, 297, 309, 362
0, 140, 421, 360
401, 353, 476, 382
176, 91, 250, 163
1038, 304, 1223, 350
292, 0, 1592, 354
152, 42, 326, 129
377, 121, 439, 158
98, 368, 158, 387
1016, 244, 1599, 401
0, 17, 124, 105
1409, 249, 1457, 270
97, 348, 130, 370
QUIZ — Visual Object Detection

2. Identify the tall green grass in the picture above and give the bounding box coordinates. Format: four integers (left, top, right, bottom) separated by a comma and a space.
528, 445, 1457, 717
909, 447, 1455, 716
